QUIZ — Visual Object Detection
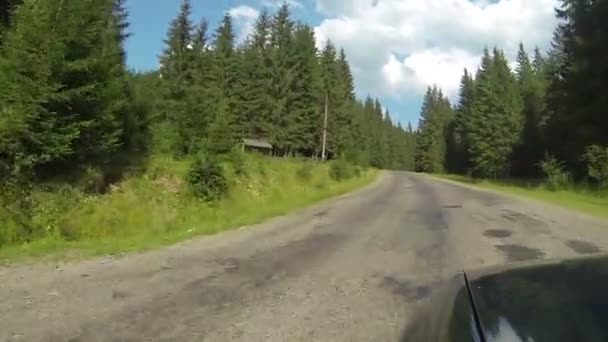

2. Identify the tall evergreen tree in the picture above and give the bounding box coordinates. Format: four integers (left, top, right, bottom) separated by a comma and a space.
267, 4, 299, 155
235, 10, 273, 140
447, 68, 475, 173
207, 12, 238, 154
184, 19, 214, 153
157, 0, 196, 154
415, 86, 453, 173
334, 48, 357, 156
0, 0, 71, 181
467, 48, 523, 178
511, 43, 545, 177
318, 40, 339, 157
290, 24, 321, 153
544, 0, 608, 174
0, 0, 144, 181
0, 0, 20, 44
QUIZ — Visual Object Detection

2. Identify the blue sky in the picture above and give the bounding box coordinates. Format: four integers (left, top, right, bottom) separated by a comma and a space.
125, 0, 558, 127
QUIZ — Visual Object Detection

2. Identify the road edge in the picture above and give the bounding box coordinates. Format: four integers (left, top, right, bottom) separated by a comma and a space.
422, 173, 608, 225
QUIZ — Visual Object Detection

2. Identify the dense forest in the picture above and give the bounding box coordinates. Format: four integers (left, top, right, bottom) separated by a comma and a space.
0, 0, 415, 196
0, 0, 419, 249
415, 0, 608, 187
150, 1, 416, 168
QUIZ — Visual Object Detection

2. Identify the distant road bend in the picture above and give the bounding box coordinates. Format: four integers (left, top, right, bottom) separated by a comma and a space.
2, 172, 608, 341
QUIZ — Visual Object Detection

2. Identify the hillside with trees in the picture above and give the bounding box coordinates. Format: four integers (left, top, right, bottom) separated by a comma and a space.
415, 0, 608, 188
0, 1, 415, 254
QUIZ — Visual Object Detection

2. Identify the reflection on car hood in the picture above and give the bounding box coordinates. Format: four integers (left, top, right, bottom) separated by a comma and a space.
469, 255, 608, 342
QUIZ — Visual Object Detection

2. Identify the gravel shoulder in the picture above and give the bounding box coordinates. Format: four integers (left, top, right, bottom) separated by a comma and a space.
2, 172, 608, 342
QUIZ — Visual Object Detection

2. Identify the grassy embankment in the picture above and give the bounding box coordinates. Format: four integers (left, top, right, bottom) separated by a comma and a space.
433, 174, 608, 220
0, 155, 376, 261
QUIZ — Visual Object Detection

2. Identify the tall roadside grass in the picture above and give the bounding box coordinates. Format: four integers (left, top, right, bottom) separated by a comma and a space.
433, 174, 608, 220
0, 155, 376, 262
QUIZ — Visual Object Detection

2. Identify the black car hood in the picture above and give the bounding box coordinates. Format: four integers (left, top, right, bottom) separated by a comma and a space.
468, 255, 608, 342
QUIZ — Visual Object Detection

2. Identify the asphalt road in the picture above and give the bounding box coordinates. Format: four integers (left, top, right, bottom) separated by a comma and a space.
2, 172, 608, 342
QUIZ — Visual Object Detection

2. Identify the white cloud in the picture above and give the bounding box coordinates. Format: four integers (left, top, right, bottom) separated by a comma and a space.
229, 5, 260, 42
314, 0, 558, 99
262, 0, 304, 8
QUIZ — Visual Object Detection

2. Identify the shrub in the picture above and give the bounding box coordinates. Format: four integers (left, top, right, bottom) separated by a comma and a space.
353, 165, 362, 178
329, 159, 354, 181
582, 145, 608, 186
296, 163, 314, 182
227, 148, 247, 176
539, 154, 570, 191
187, 156, 228, 201
78, 166, 107, 193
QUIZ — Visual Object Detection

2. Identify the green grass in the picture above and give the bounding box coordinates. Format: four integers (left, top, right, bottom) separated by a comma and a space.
0, 155, 376, 262
433, 174, 608, 220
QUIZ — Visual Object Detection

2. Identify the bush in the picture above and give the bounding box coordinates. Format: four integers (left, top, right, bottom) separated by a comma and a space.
583, 145, 608, 186
329, 159, 355, 181
539, 154, 571, 191
187, 156, 228, 201
227, 148, 247, 176
353, 165, 362, 178
78, 166, 107, 194
296, 163, 314, 182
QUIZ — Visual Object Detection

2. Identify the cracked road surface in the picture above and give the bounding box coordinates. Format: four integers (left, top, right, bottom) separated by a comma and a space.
2, 172, 608, 341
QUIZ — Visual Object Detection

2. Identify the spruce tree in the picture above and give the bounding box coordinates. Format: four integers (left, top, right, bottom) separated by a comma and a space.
185, 19, 214, 153
318, 40, 339, 156
0, 0, 20, 44
448, 69, 475, 173
511, 43, 545, 177
544, 0, 608, 174
334, 48, 356, 156
467, 48, 523, 178
268, 4, 298, 155
0, 0, 72, 181
415, 87, 441, 172
290, 24, 321, 153
234, 10, 273, 140
157, 0, 195, 154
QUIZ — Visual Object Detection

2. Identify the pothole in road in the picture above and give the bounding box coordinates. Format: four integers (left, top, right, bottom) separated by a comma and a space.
501, 210, 547, 227
380, 276, 432, 302
495, 244, 545, 262
314, 210, 329, 217
565, 240, 601, 255
483, 229, 513, 239
442, 205, 462, 209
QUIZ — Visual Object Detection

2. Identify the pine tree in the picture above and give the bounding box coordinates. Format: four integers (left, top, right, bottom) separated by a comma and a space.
415, 86, 453, 173
544, 0, 608, 175
334, 48, 356, 156
467, 48, 523, 178
157, 0, 195, 154
511, 43, 545, 177
213, 13, 237, 97
234, 10, 273, 140
104, 0, 149, 158
532, 46, 546, 76
184, 19, 214, 153
159, 0, 194, 84
0, 0, 72, 181
268, 4, 298, 155
448, 69, 475, 173
0, 0, 20, 44
318, 40, 339, 156
415, 88, 441, 172
290, 24, 321, 154
208, 12, 239, 153
0, 0, 142, 181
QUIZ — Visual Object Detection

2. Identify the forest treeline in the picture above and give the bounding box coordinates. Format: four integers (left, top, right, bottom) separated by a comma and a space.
0, 0, 415, 195
415, 0, 608, 187
150, 1, 415, 169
